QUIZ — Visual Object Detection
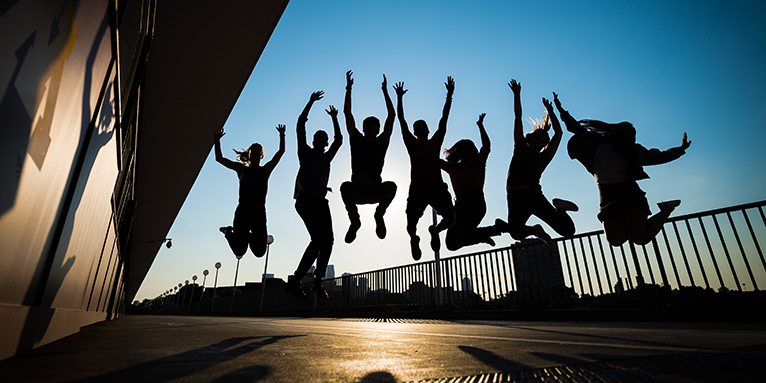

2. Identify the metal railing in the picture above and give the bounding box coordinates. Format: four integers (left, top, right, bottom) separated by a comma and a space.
158, 200, 766, 314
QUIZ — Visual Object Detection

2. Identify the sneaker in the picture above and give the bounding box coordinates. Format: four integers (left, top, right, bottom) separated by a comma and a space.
532, 224, 553, 246
284, 282, 308, 301
481, 237, 496, 247
552, 198, 579, 212
311, 280, 329, 299
374, 212, 387, 239
428, 225, 440, 252
657, 200, 681, 212
219, 226, 232, 235
410, 235, 422, 261
345, 218, 361, 243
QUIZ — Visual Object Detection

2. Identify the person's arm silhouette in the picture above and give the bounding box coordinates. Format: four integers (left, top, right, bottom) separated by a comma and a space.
326, 105, 343, 161
477, 113, 490, 155
553, 92, 584, 135
298, 91, 324, 149
214, 127, 244, 175
542, 96, 562, 161
344, 70, 359, 138
263, 125, 286, 176
393, 81, 412, 141
381, 74, 395, 140
433, 76, 454, 144
508, 79, 524, 146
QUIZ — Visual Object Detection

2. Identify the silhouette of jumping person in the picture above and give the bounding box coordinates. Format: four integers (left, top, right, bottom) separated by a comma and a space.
340, 70, 397, 243
439, 113, 505, 251
503, 80, 577, 246
283, 91, 343, 301
394, 77, 456, 260
554, 93, 691, 246
214, 125, 285, 258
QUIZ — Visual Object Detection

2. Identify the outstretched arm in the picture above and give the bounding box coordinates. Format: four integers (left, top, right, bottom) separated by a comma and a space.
213, 127, 243, 172
298, 91, 324, 149
393, 81, 412, 140
434, 76, 454, 143
553, 92, 585, 135
381, 74, 395, 140
326, 105, 343, 160
508, 79, 524, 144
344, 70, 358, 138
477, 113, 490, 154
264, 125, 286, 174
542, 97, 562, 161
641, 132, 692, 166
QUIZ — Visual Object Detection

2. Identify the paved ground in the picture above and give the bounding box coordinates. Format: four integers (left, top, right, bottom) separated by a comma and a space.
1, 315, 765, 382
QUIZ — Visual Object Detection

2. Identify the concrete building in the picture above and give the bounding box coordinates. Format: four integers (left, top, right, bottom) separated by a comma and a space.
0, 0, 289, 360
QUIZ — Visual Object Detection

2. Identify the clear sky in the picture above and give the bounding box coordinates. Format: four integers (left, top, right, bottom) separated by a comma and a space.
135, 0, 766, 301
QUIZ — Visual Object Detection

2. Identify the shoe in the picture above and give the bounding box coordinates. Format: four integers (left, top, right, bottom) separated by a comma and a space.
219, 226, 232, 235
532, 224, 553, 246
481, 237, 496, 247
552, 198, 579, 212
657, 200, 681, 211
283, 280, 308, 301
311, 279, 329, 299
345, 218, 361, 243
374, 212, 387, 239
411, 235, 422, 261
428, 225, 440, 252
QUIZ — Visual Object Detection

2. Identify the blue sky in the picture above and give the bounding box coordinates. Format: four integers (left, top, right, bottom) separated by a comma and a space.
135, 0, 766, 301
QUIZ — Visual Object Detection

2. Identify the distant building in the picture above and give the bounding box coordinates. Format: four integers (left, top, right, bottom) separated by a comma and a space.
512, 239, 565, 289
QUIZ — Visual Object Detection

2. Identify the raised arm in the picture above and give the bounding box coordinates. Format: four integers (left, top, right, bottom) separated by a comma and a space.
434, 76, 454, 142
640, 132, 691, 166
381, 74, 395, 140
343, 70, 358, 138
477, 113, 490, 154
541, 96, 562, 161
325, 105, 343, 160
393, 81, 413, 140
508, 79, 524, 144
263, 125, 286, 174
553, 92, 585, 135
213, 127, 243, 172
298, 91, 324, 149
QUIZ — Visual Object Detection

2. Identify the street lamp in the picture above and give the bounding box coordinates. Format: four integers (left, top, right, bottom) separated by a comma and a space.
260, 235, 275, 312
201, 269, 209, 302
231, 253, 244, 311
182, 280, 189, 305
211, 262, 221, 312
192, 275, 198, 303
174, 285, 179, 305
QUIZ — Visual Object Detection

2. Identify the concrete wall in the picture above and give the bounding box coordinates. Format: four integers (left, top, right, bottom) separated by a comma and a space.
0, 0, 121, 361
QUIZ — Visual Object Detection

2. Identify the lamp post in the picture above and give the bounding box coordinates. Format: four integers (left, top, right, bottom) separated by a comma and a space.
231, 253, 244, 311
174, 285, 180, 306
260, 235, 275, 312
211, 262, 221, 312
201, 269, 209, 302
192, 275, 198, 303
433, 208, 443, 306
182, 280, 189, 306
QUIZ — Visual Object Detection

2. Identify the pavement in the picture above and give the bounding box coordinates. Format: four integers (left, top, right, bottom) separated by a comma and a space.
1, 315, 765, 382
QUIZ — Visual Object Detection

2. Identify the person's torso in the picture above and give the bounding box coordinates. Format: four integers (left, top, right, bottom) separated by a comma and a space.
350, 134, 389, 183
239, 165, 269, 205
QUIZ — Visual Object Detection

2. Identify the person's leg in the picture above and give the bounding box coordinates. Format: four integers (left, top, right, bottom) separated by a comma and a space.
445, 197, 466, 251
225, 205, 249, 257
533, 192, 576, 238
429, 181, 455, 252
625, 204, 672, 245
340, 181, 361, 243
406, 183, 428, 260
285, 198, 320, 301
248, 206, 267, 258
373, 181, 398, 239
506, 189, 535, 241
602, 217, 628, 246
453, 191, 498, 248
310, 199, 334, 298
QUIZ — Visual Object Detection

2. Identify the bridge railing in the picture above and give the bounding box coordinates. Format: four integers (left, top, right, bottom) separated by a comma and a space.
159, 200, 766, 314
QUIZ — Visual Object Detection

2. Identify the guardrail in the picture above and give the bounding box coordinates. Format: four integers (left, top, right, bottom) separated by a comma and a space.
157, 200, 766, 314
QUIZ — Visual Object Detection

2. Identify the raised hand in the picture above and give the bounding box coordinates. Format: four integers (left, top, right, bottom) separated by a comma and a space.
381, 74, 388, 90
276, 124, 286, 135
346, 70, 354, 88
542, 97, 554, 112
445, 76, 455, 95
393, 81, 407, 97
214, 127, 225, 140
477, 113, 486, 126
508, 79, 521, 94
552, 92, 563, 110
326, 105, 338, 117
681, 132, 692, 150
310, 90, 324, 102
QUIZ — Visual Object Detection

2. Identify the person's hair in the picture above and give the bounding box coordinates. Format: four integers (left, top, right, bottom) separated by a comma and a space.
525, 111, 551, 146
444, 139, 477, 164
362, 116, 380, 132
233, 143, 263, 165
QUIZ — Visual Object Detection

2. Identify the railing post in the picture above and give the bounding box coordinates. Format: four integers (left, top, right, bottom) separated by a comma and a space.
433, 209, 443, 306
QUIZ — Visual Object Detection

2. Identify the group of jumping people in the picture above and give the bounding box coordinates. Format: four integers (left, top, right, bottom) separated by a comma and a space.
214, 72, 692, 301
